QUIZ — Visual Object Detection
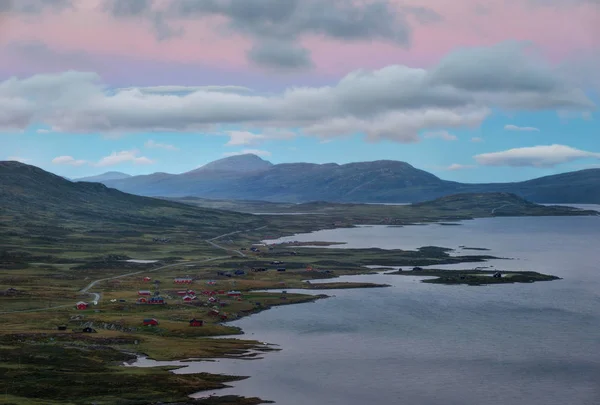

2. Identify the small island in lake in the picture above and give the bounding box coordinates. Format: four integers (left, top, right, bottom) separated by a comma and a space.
390, 268, 560, 285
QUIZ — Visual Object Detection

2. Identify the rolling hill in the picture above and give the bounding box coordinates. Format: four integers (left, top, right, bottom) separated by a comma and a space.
83, 154, 600, 204
0, 161, 265, 257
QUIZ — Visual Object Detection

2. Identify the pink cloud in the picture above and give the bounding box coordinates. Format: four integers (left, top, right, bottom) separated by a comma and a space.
0, 0, 597, 79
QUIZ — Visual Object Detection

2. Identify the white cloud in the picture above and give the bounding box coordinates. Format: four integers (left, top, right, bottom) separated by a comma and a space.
0, 42, 594, 142
471, 137, 483, 142
225, 131, 267, 146
145, 139, 179, 150
52, 155, 87, 166
447, 163, 475, 170
474, 144, 600, 168
423, 130, 458, 141
95, 150, 155, 167
504, 124, 540, 132
224, 130, 294, 146
36, 128, 52, 133
6, 156, 31, 163
223, 149, 272, 157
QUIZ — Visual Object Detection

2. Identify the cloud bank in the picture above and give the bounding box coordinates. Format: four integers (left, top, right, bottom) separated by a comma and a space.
102, 0, 440, 69
475, 144, 600, 167
0, 42, 594, 144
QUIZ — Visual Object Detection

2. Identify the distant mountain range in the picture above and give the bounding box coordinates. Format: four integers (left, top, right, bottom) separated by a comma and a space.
74, 171, 132, 182
71, 154, 600, 204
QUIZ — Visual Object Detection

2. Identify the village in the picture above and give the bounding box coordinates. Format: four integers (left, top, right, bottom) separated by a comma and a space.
60, 241, 347, 339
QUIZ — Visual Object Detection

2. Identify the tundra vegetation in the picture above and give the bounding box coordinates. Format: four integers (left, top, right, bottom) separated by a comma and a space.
0, 162, 591, 404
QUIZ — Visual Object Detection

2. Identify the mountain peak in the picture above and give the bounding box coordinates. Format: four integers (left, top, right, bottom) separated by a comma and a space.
75, 171, 132, 182
188, 153, 273, 174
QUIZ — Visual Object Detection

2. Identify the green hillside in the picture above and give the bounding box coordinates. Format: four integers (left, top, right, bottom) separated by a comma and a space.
0, 161, 265, 258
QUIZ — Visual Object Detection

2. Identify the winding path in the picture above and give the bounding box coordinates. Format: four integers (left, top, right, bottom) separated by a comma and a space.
0, 226, 267, 314
491, 203, 514, 215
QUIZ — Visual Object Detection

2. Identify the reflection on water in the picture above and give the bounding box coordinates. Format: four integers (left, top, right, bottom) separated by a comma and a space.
133, 212, 600, 405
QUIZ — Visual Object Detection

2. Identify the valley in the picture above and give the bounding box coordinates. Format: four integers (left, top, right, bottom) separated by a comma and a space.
0, 161, 596, 404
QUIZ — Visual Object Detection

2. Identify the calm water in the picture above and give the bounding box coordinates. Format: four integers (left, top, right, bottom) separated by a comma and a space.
134, 212, 600, 405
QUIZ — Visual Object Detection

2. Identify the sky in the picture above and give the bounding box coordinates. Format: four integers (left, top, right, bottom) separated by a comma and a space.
0, 0, 598, 183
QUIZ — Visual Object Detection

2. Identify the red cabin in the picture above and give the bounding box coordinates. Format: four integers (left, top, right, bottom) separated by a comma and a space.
75, 301, 88, 310
208, 308, 219, 316
143, 318, 159, 326
138, 290, 152, 296
174, 278, 193, 284
227, 291, 241, 297
177, 291, 188, 296
143, 277, 151, 282
189, 319, 204, 327
217, 290, 225, 295
182, 295, 194, 302
137, 297, 148, 304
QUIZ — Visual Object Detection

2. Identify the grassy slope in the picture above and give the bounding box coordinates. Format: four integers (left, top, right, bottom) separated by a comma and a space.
0, 162, 266, 258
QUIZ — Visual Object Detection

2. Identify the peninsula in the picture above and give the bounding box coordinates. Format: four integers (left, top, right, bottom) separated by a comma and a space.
0, 161, 592, 404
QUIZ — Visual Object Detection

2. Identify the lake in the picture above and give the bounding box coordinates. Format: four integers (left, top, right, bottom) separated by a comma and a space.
133, 211, 600, 405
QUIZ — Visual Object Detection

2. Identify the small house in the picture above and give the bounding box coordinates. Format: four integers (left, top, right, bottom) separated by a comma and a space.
82, 327, 97, 333
207, 280, 216, 285
217, 290, 225, 295
252, 267, 267, 272
493, 271, 502, 278
208, 296, 217, 303
234, 270, 246, 276
176, 290, 188, 296
174, 277, 193, 284
277, 268, 286, 272
76, 301, 88, 310
57, 325, 67, 331
182, 295, 194, 302
227, 290, 241, 297
219, 314, 228, 321
209, 308, 220, 316
189, 319, 204, 327
143, 277, 151, 282
143, 318, 159, 326
136, 297, 148, 304
148, 296, 165, 304
138, 290, 152, 296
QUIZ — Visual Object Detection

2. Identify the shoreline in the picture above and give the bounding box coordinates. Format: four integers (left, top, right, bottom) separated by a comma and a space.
121, 260, 560, 403
0, 217, 565, 405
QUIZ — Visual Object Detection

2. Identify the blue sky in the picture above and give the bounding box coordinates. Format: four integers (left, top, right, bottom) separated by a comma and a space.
1, 1, 598, 184
2, 101, 598, 183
